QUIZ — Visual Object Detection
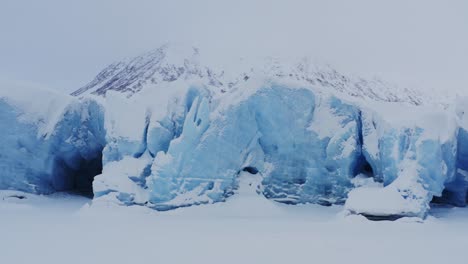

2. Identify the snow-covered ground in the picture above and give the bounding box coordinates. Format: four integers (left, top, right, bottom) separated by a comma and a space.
1, 173, 467, 264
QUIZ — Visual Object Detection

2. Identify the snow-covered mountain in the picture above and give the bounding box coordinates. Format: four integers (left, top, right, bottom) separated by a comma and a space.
1, 44, 467, 220
72, 44, 427, 105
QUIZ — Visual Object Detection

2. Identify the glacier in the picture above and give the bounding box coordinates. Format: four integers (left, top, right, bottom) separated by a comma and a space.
1, 45, 468, 219
0, 87, 105, 195
143, 86, 362, 210
346, 103, 461, 218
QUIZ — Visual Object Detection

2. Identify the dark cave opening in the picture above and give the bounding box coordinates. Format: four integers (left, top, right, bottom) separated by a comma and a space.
430, 184, 468, 207
431, 190, 459, 206
360, 162, 374, 177
242, 166, 259, 175
52, 152, 103, 198
353, 155, 375, 179
73, 153, 103, 197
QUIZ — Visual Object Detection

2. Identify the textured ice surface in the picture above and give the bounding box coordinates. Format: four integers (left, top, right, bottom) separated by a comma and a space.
449, 98, 468, 205
346, 103, 461, 218
0, 87, 105, 194
136, 86, 361, 210
85, 84, 361, 209
95, 86, 468, 217
2, 60, 468, 218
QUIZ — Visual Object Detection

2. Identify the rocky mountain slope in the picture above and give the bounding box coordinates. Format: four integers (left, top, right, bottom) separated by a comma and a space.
72, 44, 427, 105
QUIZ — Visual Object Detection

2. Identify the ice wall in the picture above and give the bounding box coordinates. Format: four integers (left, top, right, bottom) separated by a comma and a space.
447, 99, 468, 205
96, 86, 362, 210
346, 103, 460, 218
96, 86, 468, 218
0, 87, 105, 194
2, 84, 468, 219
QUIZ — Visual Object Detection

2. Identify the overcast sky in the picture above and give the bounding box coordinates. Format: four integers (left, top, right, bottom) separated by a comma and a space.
1, 0, 467, 93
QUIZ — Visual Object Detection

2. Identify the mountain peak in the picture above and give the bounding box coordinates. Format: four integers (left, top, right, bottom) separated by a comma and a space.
72, 44, 426, 105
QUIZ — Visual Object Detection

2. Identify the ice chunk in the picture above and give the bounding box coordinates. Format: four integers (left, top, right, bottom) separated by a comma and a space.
93, 155, 151, 205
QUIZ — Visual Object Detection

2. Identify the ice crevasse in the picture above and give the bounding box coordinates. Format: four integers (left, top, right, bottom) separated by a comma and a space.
1, 83, 468, 218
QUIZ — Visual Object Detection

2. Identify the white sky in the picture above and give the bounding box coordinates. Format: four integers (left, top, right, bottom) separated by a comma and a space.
1, 0, 467, 94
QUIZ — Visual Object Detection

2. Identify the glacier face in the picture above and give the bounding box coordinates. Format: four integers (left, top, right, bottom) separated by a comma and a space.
450, 101, 468, 206
347, 106, 460, 218
1, 45, 468, 219
90, 82, 468, 218
2, 82, 468, 219
0, 89, 105, 195
140, 86, 361, 210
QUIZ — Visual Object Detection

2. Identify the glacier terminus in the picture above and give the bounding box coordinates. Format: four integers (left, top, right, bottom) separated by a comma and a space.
1, 45, 467, 220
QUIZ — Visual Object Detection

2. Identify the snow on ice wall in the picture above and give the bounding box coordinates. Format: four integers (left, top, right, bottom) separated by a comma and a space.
0, 87, 105, 194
